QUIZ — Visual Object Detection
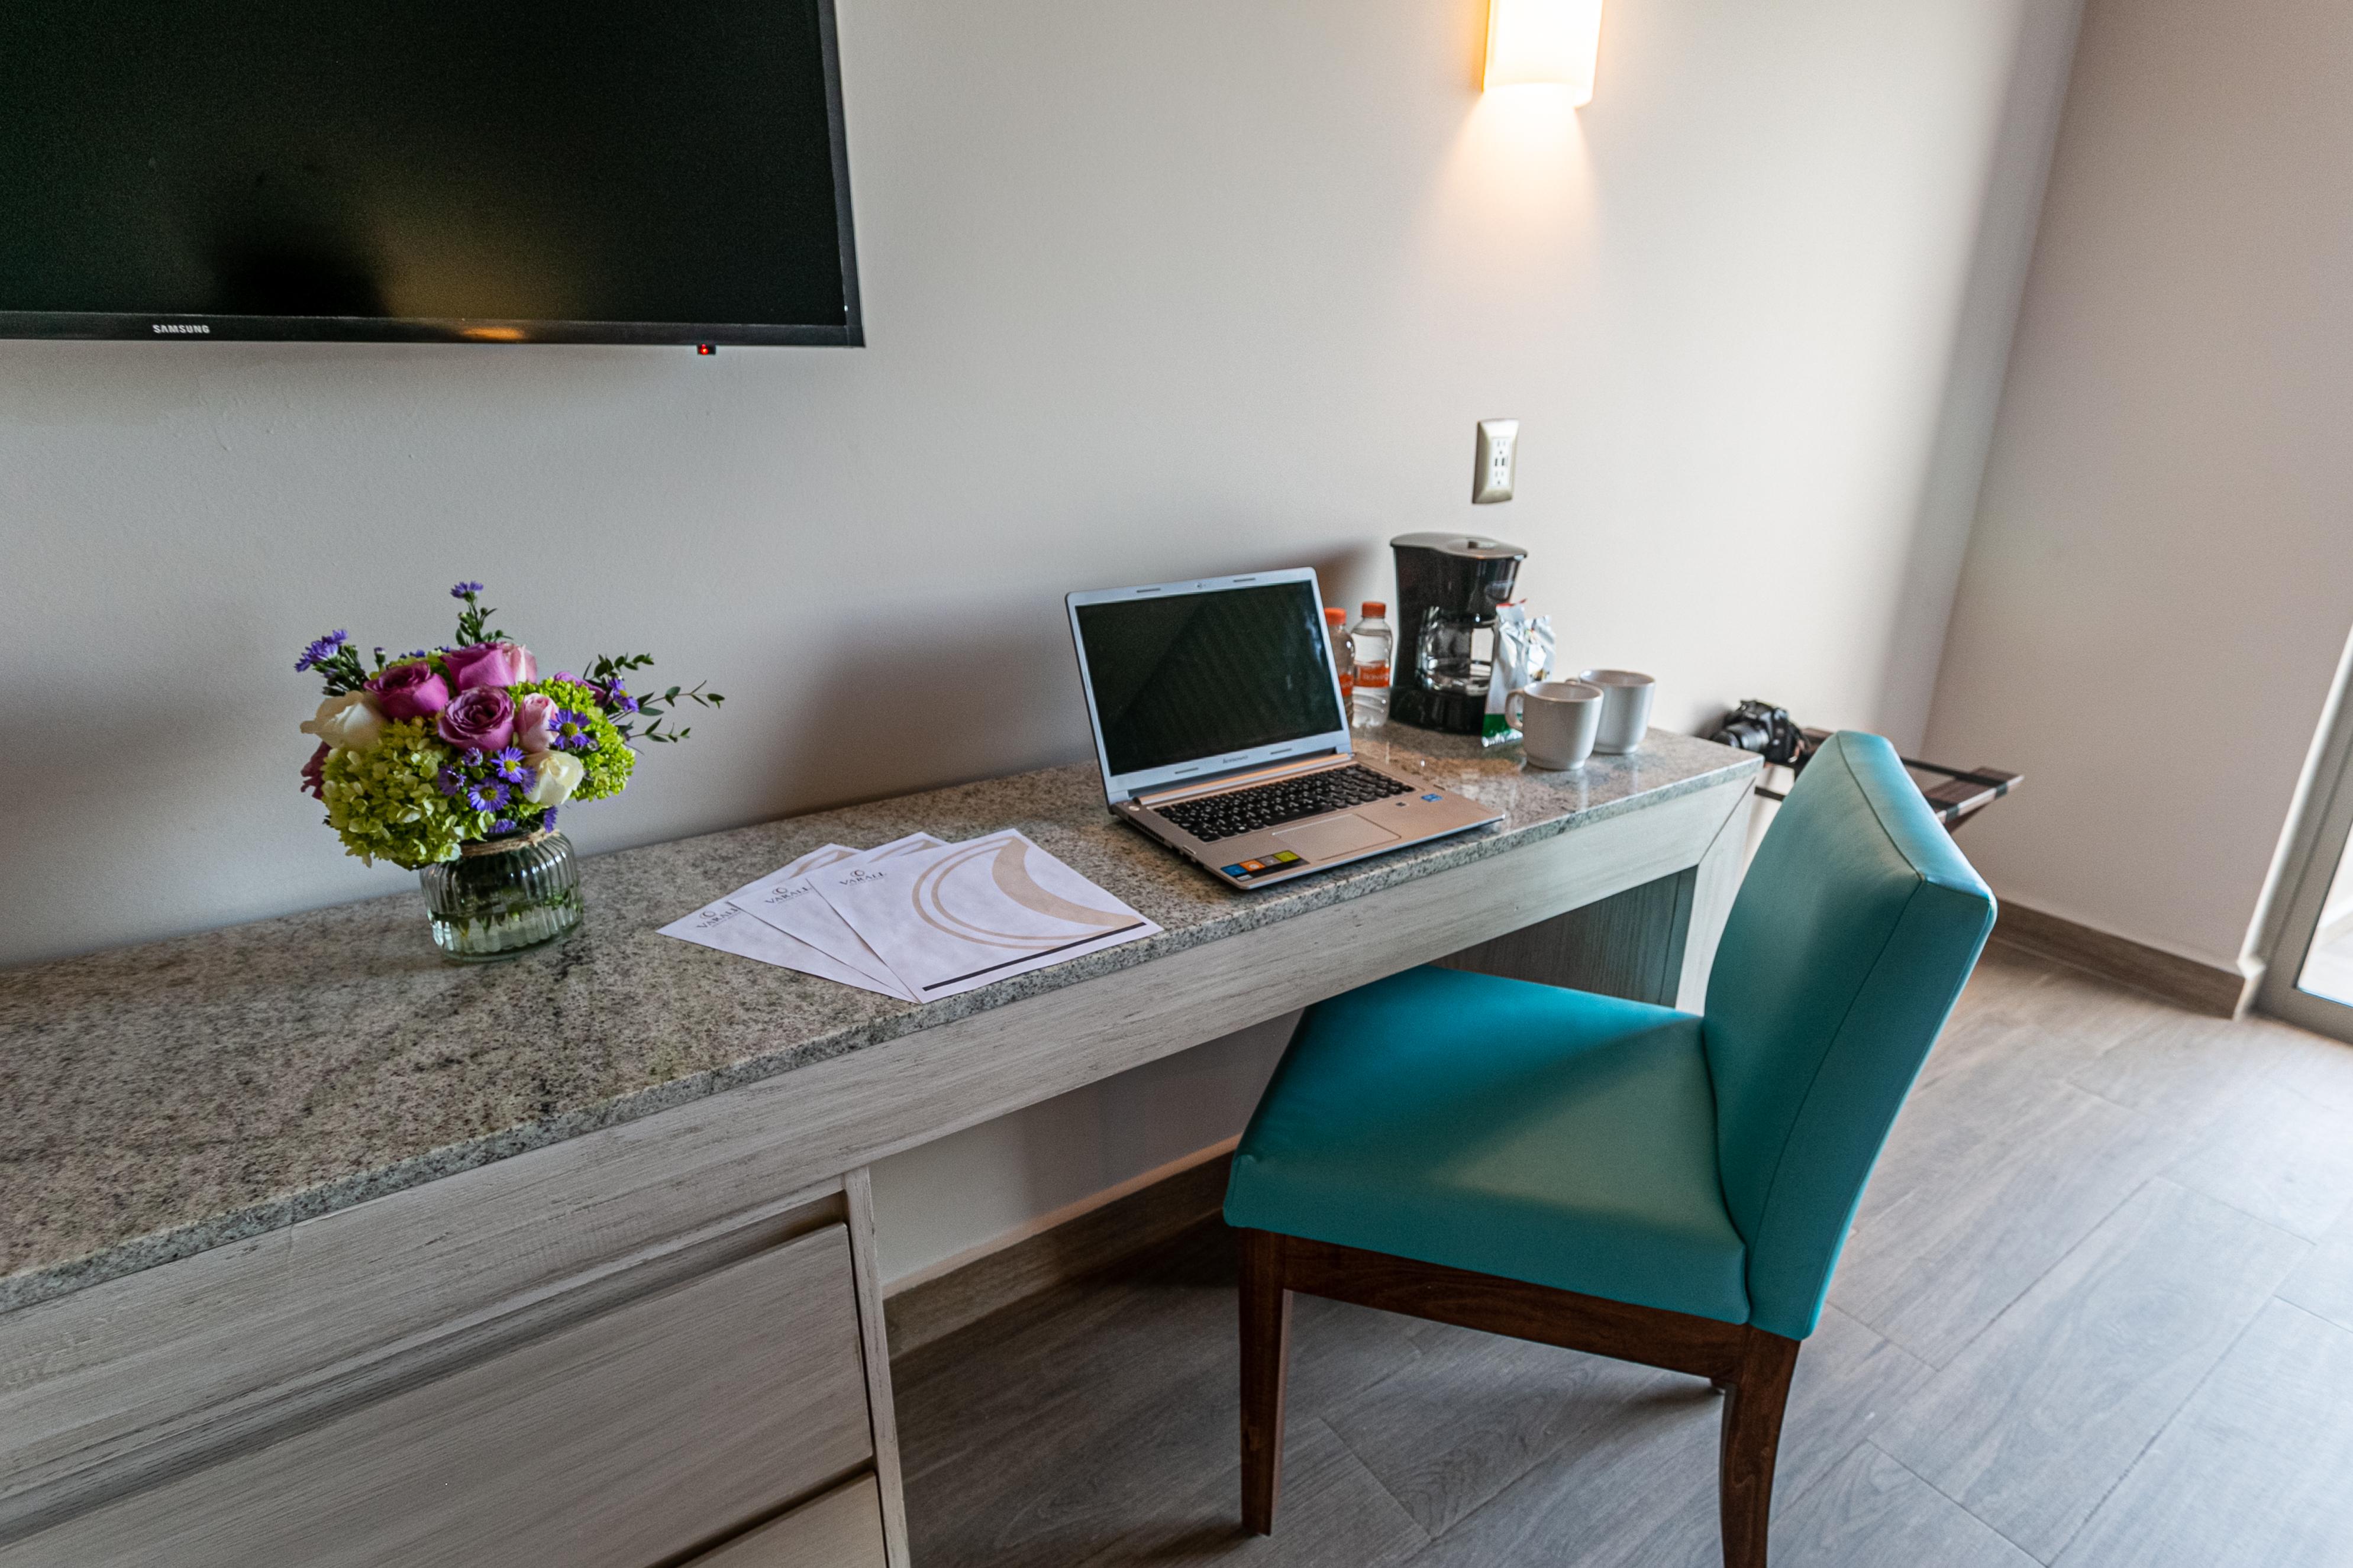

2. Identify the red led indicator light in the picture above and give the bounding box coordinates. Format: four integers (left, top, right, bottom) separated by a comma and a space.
696, 343, 716, 355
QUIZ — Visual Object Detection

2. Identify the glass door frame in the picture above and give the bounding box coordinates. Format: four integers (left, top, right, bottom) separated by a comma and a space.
2257, 641, 2353, 1042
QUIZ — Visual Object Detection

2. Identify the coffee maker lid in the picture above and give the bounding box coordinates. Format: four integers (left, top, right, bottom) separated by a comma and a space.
1390, 531, 1527, 560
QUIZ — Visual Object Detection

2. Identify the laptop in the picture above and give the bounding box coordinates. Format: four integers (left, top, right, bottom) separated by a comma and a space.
1066, 568, 1504, 890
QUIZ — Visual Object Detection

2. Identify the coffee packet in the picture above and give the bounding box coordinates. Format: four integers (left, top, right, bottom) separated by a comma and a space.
1483, 604, 1557, 746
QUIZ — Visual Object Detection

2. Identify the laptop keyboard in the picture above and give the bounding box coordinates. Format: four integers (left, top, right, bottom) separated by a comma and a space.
1155, 765, 1416, 843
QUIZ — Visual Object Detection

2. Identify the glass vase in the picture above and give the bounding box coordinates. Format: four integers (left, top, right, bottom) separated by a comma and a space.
419, 830, 582, 961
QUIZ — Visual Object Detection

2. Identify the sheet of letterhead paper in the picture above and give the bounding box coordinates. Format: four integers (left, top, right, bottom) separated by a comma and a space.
654, 897, 906, 997
812, 829, 1161, 1001
730, 836, 946, 1001
727, 842, 896, 994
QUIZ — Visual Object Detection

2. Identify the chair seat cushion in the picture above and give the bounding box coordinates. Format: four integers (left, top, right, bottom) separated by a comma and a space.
1225, 965, 1750, 1325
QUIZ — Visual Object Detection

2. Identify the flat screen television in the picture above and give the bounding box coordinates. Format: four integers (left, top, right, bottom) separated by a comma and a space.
0, 0, 860, 345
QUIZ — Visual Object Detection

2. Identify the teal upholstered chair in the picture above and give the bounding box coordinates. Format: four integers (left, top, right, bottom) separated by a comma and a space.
1223, 731, 1996, 1567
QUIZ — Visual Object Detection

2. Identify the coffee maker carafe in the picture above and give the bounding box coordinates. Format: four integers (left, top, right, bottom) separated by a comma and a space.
1388, 532, 1528, 735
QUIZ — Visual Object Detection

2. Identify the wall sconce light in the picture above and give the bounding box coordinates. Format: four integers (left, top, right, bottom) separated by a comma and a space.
1483, 0, 1606, 105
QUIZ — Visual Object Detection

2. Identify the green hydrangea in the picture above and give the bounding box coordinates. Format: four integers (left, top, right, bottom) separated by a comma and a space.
313, 681, 639, 869
320, 719, 495, 868
513, 678, 635, 803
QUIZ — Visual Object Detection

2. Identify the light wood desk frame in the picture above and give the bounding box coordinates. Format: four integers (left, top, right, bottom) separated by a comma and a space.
0, 773, 1754, 1567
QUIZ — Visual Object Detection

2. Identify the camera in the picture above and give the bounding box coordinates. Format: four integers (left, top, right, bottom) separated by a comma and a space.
1710, 700, 1815, 768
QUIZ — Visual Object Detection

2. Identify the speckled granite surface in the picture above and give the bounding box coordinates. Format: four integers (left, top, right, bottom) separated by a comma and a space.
0, 727, 1755, 1316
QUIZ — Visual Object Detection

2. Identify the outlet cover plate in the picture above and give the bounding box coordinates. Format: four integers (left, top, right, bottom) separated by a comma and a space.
1474, 419, 1518, 504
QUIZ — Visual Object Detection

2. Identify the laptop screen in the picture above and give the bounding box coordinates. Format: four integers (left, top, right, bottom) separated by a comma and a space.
1073, 580, 1345, 778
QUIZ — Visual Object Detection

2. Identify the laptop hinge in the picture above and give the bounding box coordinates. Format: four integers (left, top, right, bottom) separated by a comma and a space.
1128, 751, 1350, 809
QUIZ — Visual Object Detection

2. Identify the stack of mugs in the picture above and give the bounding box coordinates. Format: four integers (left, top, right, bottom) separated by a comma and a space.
1505, 669, 1655, 770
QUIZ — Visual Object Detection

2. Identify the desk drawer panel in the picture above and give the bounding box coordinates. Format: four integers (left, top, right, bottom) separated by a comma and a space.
689, 1473, 887, 1567
2, 1223, 872, 1568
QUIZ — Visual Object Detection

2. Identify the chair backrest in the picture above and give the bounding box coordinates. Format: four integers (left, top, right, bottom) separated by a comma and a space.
1702, 730, 1995, 1340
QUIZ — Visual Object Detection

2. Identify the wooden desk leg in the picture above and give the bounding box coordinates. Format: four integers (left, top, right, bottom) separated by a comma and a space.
1238, 1229, 1293, 1535
844, 1167, 912, 1568
1675, 785, 1755, 1014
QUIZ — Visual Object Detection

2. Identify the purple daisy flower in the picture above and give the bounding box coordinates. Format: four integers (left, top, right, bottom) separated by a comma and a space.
489, 818, 517, 835
295, 630, 350, 672
451, 581, 485, 599
553, 709, 599, 752
466, 780, 511, 812
492, 746, 530, 784
459, 748, 485, 767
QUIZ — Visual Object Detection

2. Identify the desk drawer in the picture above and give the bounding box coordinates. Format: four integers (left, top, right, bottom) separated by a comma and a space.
2, 1223, 873, 1568
689, 1473, 888, 1567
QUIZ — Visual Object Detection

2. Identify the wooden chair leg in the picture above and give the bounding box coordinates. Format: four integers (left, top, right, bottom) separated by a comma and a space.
1238, 1228, 1293, 1535
1718, 1328, 1800, 1568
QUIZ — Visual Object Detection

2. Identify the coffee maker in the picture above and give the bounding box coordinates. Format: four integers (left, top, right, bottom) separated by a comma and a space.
1388, 532, 1529, 735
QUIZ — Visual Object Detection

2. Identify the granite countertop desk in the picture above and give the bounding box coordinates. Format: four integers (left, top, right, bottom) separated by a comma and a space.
0, 726, 1759, 1319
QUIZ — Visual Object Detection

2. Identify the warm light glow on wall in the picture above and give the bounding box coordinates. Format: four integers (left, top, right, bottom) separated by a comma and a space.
1484, 0, 1605, 105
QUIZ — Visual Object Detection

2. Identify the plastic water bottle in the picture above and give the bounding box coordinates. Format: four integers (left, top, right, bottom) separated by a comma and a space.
1325, 606, 1355, 720
1350, 602, 1393, 727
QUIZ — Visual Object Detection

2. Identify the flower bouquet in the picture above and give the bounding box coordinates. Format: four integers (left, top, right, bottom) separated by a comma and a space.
296, 582, 720, 959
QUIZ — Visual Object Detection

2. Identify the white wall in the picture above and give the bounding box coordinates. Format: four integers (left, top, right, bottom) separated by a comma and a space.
1, 0, 2079, 1282
1922, 0, 2353, 970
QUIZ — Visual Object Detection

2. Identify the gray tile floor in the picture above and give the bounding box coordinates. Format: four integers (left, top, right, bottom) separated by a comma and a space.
893, 947, 2353, 1566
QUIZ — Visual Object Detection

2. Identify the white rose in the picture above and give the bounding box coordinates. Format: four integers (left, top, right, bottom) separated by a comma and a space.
524, 750, 586, 807
301, 691, 386, 752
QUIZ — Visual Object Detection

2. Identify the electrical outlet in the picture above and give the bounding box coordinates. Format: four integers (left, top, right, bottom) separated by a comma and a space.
1473, 419, 1518, 503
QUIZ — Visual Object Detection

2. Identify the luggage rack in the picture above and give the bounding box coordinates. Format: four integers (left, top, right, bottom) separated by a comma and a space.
1751, 728, 2020, 835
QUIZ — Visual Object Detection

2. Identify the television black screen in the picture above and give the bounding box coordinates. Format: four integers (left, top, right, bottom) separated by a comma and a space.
0, 0, 860, 344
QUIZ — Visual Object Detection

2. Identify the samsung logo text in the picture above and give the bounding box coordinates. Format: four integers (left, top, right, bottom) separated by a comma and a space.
151, 323, 210, 334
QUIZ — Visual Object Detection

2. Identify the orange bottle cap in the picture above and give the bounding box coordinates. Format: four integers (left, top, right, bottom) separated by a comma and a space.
1361, 601, 1386, 616
1324, 606, 1345, 623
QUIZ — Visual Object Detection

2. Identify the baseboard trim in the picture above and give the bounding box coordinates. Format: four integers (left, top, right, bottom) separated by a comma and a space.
883, 1140, 1237, 1360
1991, 901, 2252, 1020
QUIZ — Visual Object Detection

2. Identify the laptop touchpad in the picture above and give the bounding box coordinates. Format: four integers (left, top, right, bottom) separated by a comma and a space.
1274, 814, 1400, 860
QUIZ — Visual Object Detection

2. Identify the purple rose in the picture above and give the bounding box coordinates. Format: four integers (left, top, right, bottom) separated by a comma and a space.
437, 686, 516, 752
369, 659, 451, 719
443, 641, 537, 692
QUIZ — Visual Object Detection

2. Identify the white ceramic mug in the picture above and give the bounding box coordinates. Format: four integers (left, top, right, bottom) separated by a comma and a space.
1506, 680, 1605, 770
1580, 668, 1656, 755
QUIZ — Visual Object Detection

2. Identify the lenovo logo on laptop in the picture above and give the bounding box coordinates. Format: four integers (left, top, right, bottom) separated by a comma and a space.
151, 323, 209, 334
